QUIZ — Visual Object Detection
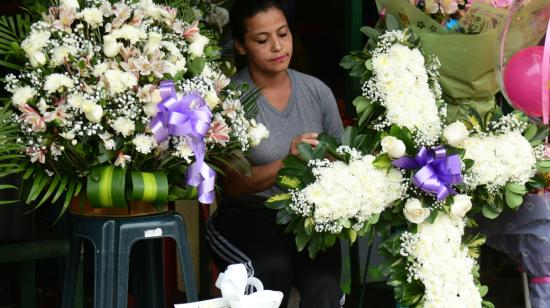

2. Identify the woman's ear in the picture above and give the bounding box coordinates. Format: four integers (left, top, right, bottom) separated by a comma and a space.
234, 40, 246, 56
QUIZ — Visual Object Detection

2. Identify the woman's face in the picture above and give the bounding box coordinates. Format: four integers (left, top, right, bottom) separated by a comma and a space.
236, 7, 293, 76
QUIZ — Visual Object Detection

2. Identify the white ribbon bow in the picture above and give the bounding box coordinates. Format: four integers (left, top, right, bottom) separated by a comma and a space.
175, 263, 283, 308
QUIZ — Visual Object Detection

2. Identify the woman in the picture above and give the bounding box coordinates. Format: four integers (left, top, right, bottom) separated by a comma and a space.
205, 1, 345, 307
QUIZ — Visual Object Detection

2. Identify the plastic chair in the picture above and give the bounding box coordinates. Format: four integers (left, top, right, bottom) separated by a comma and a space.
61, 211, 198, 308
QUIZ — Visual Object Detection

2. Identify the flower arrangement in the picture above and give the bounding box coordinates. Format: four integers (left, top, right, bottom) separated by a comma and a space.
266, 27, 549, 307
339, 27, 550, 307
266, 132, 406, 258
0, 0, 267, 219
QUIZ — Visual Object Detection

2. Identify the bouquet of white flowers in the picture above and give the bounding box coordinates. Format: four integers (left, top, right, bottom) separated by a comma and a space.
0, 0, 267, 219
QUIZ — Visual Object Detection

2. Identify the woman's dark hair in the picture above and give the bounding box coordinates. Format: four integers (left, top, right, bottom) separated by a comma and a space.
229, 0, 286, 43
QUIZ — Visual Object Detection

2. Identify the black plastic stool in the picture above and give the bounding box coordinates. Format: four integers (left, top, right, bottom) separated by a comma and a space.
61, 211, 198, 308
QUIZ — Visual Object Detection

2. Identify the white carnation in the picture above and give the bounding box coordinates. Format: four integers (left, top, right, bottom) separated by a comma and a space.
43, 74, 74, 93
103, 69, 137, 94
80, 7, 104, 28
111, 25, 147, 44
50, 45, 77, 67
132, 134, 157, 154
12, 86, 36, 106
111, 117, 135, 137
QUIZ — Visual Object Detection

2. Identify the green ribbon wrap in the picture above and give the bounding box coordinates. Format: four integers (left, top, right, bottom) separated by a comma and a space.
86, 165, 169, 209
127, 171, 169, 211
86, 165, 127, 208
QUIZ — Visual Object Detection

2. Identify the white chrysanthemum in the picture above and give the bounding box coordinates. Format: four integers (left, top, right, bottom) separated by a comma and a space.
103, 69, 137, 94
12, 86, 36, 106
463, 131, 537, 192
132, 134, 157, 154
50, 45, 78, 67
295, 149, 406, 233
111, 117, 135, 137
173, 137, 195, 163
400, 213, 482, 308
60, 0, 79, 9
367, 43, 443, 145
21, 30, 50, 54
21, 30, 50, 67
80, 7, 104, 28
111, 25, 147, 44
43, 74, 74, 93
80, 100, 103, 123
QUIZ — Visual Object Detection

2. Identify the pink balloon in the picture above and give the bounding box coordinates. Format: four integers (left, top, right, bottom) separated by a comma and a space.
503, 46, 545, 117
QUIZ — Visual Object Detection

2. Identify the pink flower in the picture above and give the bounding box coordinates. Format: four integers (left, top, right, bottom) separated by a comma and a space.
26, 147, 46, 164
19, 105, 46, 132
43, 106, 67, 124
491, 0, 513, 7
208, 118, 230, 146
183, 21, 200, 41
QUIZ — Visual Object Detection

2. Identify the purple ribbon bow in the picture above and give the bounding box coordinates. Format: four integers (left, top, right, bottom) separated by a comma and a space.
392, 146, 462, 201
150, 80, 215, 204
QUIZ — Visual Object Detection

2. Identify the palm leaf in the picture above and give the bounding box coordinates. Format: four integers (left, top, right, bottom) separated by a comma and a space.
0, 14, 31, 70
240, 87, 262, 118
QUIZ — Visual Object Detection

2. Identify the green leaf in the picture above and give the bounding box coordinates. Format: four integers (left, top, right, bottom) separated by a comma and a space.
482, 203, 502, 219
504, 189, 523, 209
307, 235, 323, 259
339, 55, 356, 69
463, 158, 475, 170
187, 57, 206, 76
276, 210, 293, 225
348, 229, 357, 244
341, 126, 357, 147
297, 142, 314, 161
265, 193, 291, 210
505, 182, 527, 195
385, 14, 400, 30
359, 26, 381, 40
479, 285, 489, 297
352, 96, 369, 114
304, 217, 314, 235
277, 175, 301, 190
296, 232, 311, 252
324, 233, 337, 247
400, 281, 424, 306
372, 154, 392, 169
51, 175, 69, 203
523, 124, 537, 140
536, 160, 550, 173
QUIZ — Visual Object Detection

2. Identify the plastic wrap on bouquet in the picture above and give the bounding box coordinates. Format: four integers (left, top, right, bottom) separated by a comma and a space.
478, 192, 550, 307
175, 264, 283, 308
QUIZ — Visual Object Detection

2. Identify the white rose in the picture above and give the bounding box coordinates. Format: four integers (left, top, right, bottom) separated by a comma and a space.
451, 194, 472, 218
443, 121, 469, 147
103, 35, 120, 57
12, 86, 36, 106
188, 34, 209, 58
403, 198, 430, 224
144, 32, 162, 55
174, 58, 187, 72
92, 62, 109, 77
21, 30, 50, 66
248, 122, 269, 147
81, 8, 103, 28
80, 101, 103, 123
111, 25, 147, 44
60, 0, 80, 9
204, 91, 220, 110
28, 51, 47, 67
381, 136, 406, 158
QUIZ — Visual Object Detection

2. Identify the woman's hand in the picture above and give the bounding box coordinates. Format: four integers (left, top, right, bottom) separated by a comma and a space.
290, 132, 319, 156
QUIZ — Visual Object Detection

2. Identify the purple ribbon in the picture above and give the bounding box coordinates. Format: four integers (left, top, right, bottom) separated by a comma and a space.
392, 146, 462, 200
150, 80, 215, 204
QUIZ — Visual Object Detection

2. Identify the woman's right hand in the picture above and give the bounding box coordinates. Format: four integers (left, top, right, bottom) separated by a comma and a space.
290, 132, 319, 156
